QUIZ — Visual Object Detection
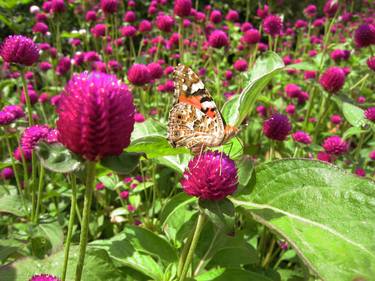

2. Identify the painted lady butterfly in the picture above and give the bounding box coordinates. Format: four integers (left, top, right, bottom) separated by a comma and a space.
167, 64, 238, 154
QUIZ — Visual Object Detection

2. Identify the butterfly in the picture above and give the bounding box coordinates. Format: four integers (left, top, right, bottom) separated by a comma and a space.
167, 64, 238, 154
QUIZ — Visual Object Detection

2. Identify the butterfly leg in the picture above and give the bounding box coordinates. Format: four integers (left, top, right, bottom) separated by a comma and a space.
192, 145, 205, 169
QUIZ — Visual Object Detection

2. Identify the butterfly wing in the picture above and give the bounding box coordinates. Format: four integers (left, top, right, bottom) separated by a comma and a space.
168, 64, 237, 153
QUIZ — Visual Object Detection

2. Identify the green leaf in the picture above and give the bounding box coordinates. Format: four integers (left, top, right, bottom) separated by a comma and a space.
0, 195, 27, 217
35, 142, 82, 173
207, 245, 257, 268
36, 222, 64, 254
160, 192, 196, 225
196, 268, 273, 281
343, 127, 366, 140
342, 102, 366, 127
154, 154, 191, 174
199, 199, 235, 234
0, 246, 123, 281
126, 137, 189, 158
91, 235, 164, 281
0, 239, 27, 261
222, 51, 284, 127
285, 62, 317, 71
0, 0, 32, 9
232, 159, 375, 281
131, 119, 167, 143
100, 152, 143, 174
236, 155, 255, 193
124, 225, 178, 262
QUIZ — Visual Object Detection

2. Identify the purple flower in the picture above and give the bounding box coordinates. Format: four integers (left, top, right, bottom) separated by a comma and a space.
330, 114, 342, 125
284, 83, 301, 98
369, 151, 375, 161
355, 168, 366, 177
233, 59, 248, 72
29, 274, 61, 281
100, 0, 118, 14
181, 151, 238, 201
91, 24, 107, 37
1, 167, 14, 180
285, 104, 295, 115
134, 112, 145, 123
367, 56, 375, 71
85, 10, 97, 21
304, 4, 317, 18
242, 29, 260, 44
127, 64, 151, 86
0, 35, 39, 66
319, 67, 345, 93
210, 10, 222, 23
139, 20, 152, 33
57, 72, 135, 161
317, 151, 332, 163
174, 0, 192, 18
0, 111, 15, 126
32, 22, 49, 34
292, 131, 312, 145
322, 136, 348, 155
120, 25, 137, 37
56, 57, 71, 76
124, 11, 136, 23
256, 4, 269, 19
21, 125, 50, 152
323, 0, 339, 18
120, 190, 129, 199
39, 61, 52, 72
364, 107, 375, 122
225, 9, 239, 22
263, 113, 292, 141
51, 0, 65, 14
354, 24, 375, 48
263, 15, 283, 37
208, 29, 229, 48
156, 14, 175, 33
147, 62, 163, 80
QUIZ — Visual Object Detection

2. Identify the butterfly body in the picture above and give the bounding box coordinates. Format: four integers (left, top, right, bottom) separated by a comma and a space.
167, 64, 238, 154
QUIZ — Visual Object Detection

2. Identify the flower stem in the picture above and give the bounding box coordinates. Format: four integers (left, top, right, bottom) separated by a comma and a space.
302, 86, 316, 131
62, 174, 78, 281
178, 210, 206, 281
34, 164, 45, 223
20, 68, 33, 126
75, 161, 96, 281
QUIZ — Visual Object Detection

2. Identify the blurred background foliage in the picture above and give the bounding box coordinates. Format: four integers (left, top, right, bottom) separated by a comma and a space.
0, 0, 367, 39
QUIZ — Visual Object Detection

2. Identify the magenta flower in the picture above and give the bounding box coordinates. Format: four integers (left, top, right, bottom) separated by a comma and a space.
139, 20, 152, 33
285, 83, 301, 98
263, 113, 292, 141
21, 125, 50, 153
181, 151, 238, 201
285, 104, 295, 115
303, 4, 317, 18
29, 274, 61, 281
127, 64, 151, 86
317, 151, 332, 163
319, 66, 345, 93
367, 56, 375, 71
323, 0, 339, 18
120, 190, 129, 199
3, 105, 24, 119
263, 15, 283, 37
364, 107, 375, 122
51, 0, 65, 14
369, 151, 375, 161
208, 29, 229, 48
85, 10, 97, 21
322, 136, 348, 155
174, 0, 192, 18
0, 167, 14, 180
124, 11, 136, 23
147, 62, 163, 80
292, 131, 312, 145
91, 24, 106, 37
120, 26, 137, 37
210, 10, 222, 23
100, 0, 118, 14
56, 72, 135, 161
0, 111, 15, 126
225, 9, 239, 22
355, 168, 366, 177
32, 22, 48, 34
354, 24, 375, 48
56, 57, 71, 76
0, 35, 39, 66
242, 29, 260, 44
330, 114, 342, 125
256, 4, 269, 19
233, 59, 248, 72
156, 14, 175, 33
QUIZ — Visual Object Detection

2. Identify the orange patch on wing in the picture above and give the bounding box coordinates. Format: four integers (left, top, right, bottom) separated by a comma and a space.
179, 95, 202, 109
206, 109, 216, 118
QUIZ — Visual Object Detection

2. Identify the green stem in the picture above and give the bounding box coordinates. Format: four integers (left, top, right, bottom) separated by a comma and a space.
193, 229, 220, 276
62, 174, 78, 281
314, 94, 332, 141
20, 68, 33, 126
34, 164, 45, 223
350, 73, 369, 91
178, 211, 206, 281
31, 152, 37, 221
75, 161, 96, 281
302, 86, 316, 131
261, 238, 276, 268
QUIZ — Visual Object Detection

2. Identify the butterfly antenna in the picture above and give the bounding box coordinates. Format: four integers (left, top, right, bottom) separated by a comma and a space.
193, 145, 205, 169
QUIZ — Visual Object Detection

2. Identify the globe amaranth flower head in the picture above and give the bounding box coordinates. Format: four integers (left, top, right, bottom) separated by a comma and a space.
208, 29, 229, 48
263, 15, 283, 37
29, 274, 61, 281
322, 136, 348, 155
263, 113, 292, 141
100, 0, 118, 14
367, 56, 375, 71
57, 72, 135, 161
181, 151, 238, 201
0, 35, 40, 66
21, 125, 54, 153
127, 63, 151, 86
156, 14, 175, 33
323, 0, 339, 18
292, 131, 312, 145
242, 29, 260, 45
174, 0, 192, 18
319, 66, 345, 93
364, 107, 375, 122
354, 24, 375, 48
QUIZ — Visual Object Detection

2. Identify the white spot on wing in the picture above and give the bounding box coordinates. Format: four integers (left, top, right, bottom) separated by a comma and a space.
201, 101, 216, 110
191, 81, 204, 93
182, 84, 188, 91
